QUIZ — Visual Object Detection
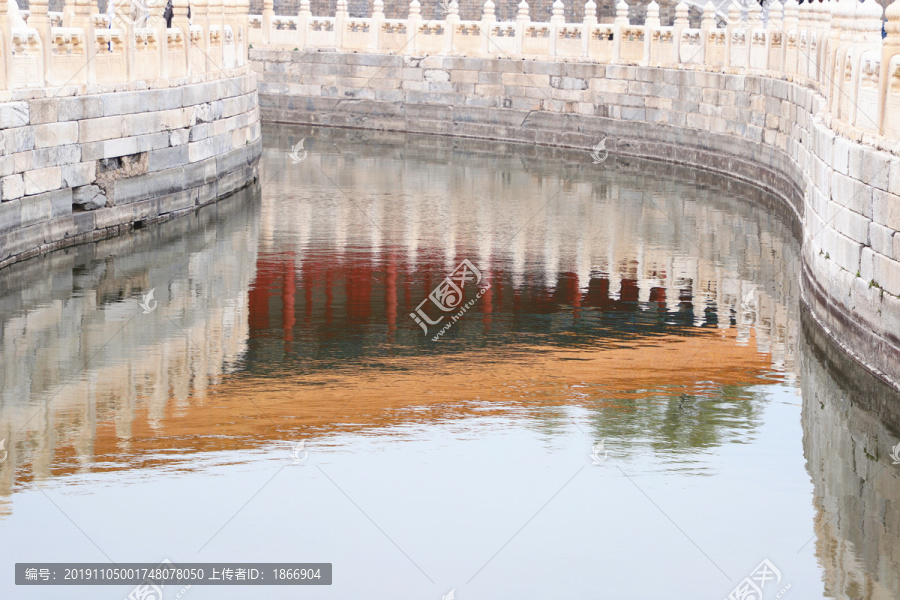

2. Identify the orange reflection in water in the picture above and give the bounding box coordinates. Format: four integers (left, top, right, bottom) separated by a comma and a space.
32, 327, 774, 481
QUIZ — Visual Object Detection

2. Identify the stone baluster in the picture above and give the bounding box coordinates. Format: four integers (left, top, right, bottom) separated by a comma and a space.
173, 0, 191, 73
150, 0, 168, 77
747, 2, 769, 70
832, 0, 856, 116
783, 0, 798, 73
261, 0, 273, 44
298, 0, 311, 50
237, 0, 250, 62
209, 0, 224, 67
673, 0, 688, 64
443, 0, 456, 54
62, 0, 75, 25
612, 0, 627, 63
700, 0, 715, 67
645, 0, 659, 65
825, 0, 844, 108
481, 0, 495, 55
767, 0, 783, 73
67, 0, 97, 82
0, 0, 8, 89
725, 1, 741, 68
583, 0, 596, 58
514, 0, 528, 55
817, 0, 832, 83
850, 0, 884, 126
809, 0, 822, 81
406, 0, 421, 55
335, 0, 347, 50
192, 0, 209, 73
30, 0, 51, 85
700, 1, 715, 30
748, 0, 762, 34
550, 0, 564, 57
879, 0, 900, 133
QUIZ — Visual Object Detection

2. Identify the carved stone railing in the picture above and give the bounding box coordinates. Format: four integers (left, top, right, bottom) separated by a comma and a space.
249, 0, 900, 144
0, 0, 251, 89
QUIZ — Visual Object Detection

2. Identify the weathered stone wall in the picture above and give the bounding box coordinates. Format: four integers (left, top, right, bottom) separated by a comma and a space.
0, 67, 262, 270
251, 49, 900, 389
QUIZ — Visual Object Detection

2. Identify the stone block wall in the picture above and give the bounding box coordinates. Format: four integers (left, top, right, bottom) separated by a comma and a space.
0, 67, 262, 270
251, 49, 900, 388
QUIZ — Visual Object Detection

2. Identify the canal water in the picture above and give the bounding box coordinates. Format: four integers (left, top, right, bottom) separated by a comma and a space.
1, 125, 898, 599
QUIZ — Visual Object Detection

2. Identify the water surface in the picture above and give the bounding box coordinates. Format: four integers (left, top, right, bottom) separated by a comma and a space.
1, 126, 898, 599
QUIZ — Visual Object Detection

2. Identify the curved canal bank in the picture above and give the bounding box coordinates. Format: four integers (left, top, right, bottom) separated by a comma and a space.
251, 49, 900, 390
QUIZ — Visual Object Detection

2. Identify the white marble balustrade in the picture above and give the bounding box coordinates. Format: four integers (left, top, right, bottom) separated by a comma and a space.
0, 0, 250, 90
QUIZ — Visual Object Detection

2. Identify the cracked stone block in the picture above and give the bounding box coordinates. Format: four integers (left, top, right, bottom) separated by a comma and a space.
73, 185, 108, 211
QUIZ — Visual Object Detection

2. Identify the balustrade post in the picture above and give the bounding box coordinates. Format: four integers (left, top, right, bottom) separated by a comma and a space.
583, 0, 596, 58
645, 0, 659, 65
549, 0, 564, 57
238, 0, 250, 62
63, 0, 97, 83
149, 0, 168, 78
406, 0, 421, 55
0, 0, 9, 89
30, 0, 51, 86
210, 0, 224, 66
724, 1, 740, 68
827, 0, 848, 114
174, 0, 190, 73
612, 0, 627, 63
481, 0, 496, 55
797, 0, 810, 77
879, 0, 900, 133
673, 0, 688, 64
514, 0, 528, 56
335, 0, 347, 51
192, 0, 209, 73
767, 0, 783, 74
261, 0, 273, 44
850, 0, 884, 127
816, 0, 831, 84
444, 0, 458, 54
783, 0, 798, 74
747, 0, 763, 69
298, 0, 311, 50
700, 1, 715, 68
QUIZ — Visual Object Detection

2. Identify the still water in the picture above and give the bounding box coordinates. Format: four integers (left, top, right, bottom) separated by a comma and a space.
1, 125, 899, 599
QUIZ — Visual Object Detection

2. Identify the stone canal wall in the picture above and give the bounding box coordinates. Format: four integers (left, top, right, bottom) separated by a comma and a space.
0, 67, 262, 270
252, 49, 900, 389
